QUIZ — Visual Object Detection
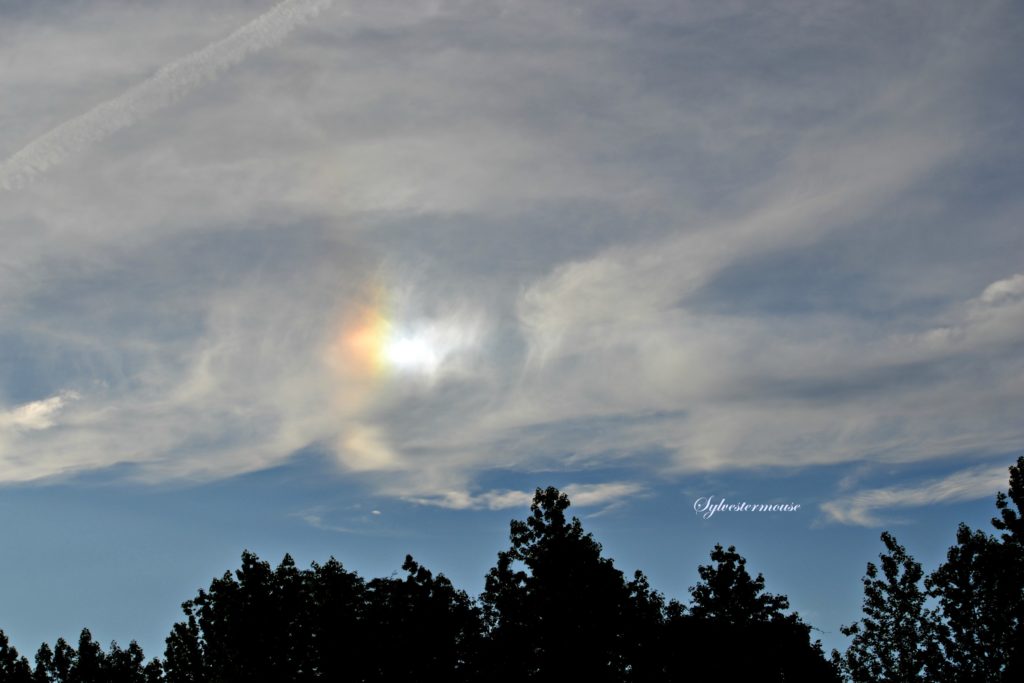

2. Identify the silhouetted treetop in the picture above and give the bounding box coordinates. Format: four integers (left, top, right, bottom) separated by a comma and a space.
836, 531, 940, 682
689, 543, 792, 624
993, 454, 1024, 544
834, 458, 1024, 682
925, 522, 1018, 681
2, 628, 162, 683
0, 629, 32, 683
481, 486, 636, 682
0, 482, 904, 683
678, 542, 838, 682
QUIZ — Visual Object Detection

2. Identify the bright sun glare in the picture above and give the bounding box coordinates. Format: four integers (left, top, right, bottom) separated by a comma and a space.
333, 293, 479, 380
385, 335, 439, 373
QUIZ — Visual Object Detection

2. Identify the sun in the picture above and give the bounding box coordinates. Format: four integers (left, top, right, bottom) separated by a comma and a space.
385, 334, 440, 373
330, 309, 448, 379
326, 284, 482, 382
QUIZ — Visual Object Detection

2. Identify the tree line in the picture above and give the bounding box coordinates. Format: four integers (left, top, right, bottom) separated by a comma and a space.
1, 456, 1022, 682
833, 455, 1024, 681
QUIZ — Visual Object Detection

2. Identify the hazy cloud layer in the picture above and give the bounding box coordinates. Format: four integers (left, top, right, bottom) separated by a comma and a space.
1, 0, 1021, 511
0, 0, 335, 190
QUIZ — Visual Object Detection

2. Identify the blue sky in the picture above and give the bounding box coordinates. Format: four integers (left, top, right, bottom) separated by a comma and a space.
1, 0, 1022, 661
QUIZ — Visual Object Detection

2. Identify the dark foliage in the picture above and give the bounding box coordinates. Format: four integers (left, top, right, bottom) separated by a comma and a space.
160, 551, 480, 683
0, 630, 31, 683
991, 455, 1024, 681
479, 486, 637, 681
834, 455, 1024, 682
8, 460, 1024, 683
834, 532, 940, 682
363, 556, 483, 682
923, 522, 1020, 682
0, 628, 162, 683
668, 543, 840, 681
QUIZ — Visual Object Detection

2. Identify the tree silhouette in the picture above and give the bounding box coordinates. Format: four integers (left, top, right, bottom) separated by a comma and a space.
833, 456, 1024, 682
12, 629, 161, 683
363, 555, 482, 682
0, 629, 32, 683
925, 523, 1018, 682
304, 557, 369, 682
165, 551, 317, 682
991, 456, 1024, 681
52, 638, 75, 683
104, 640, 163, 683
74, 629, 104, 683
671, 543, 839, 681
621, 570, 670, 682
6, 485, 849, 682
32, 642, 55, 683
480, 486, 637, 682
162, 609, 205, 683
992, 455, 1024, 544
689, 543, 790, 622
162, 549, 480, 682
835, 532, 940, 682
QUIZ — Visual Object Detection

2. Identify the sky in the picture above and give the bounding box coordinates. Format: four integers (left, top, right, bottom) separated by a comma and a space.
1, 0, 1023, 660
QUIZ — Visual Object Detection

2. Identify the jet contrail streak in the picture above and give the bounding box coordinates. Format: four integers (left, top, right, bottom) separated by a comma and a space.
0, 0, 335, 191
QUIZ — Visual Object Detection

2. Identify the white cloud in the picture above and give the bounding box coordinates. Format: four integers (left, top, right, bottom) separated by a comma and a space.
0, 0, 335, 191
0, 0, 1020, 502
821, 464, 1011, 526
0, 392, 81, 480
0, 392, 78, 431
980, 273, 1024, 305
290, 506, 364, 534
562, 482, 646, 507
403, 481, 645, 511
339, 425, 404, 472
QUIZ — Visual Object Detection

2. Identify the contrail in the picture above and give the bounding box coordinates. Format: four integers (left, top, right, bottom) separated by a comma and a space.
0, 0, 335, 191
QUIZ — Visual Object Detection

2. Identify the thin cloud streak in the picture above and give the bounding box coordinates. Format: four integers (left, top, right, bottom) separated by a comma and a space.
0, 392, 78, 431
821, 464, 1011, 526
402, 482, 645, 511
0, 0, 334, 191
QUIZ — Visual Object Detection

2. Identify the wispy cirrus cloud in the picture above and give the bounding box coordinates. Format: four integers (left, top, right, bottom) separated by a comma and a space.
0, 0, 1020, 507
0, 0, 334, 191
0, 392, 80, 480
0, 392, 78, 431
821, 464, 1012, 526
402, 482, 645, 511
